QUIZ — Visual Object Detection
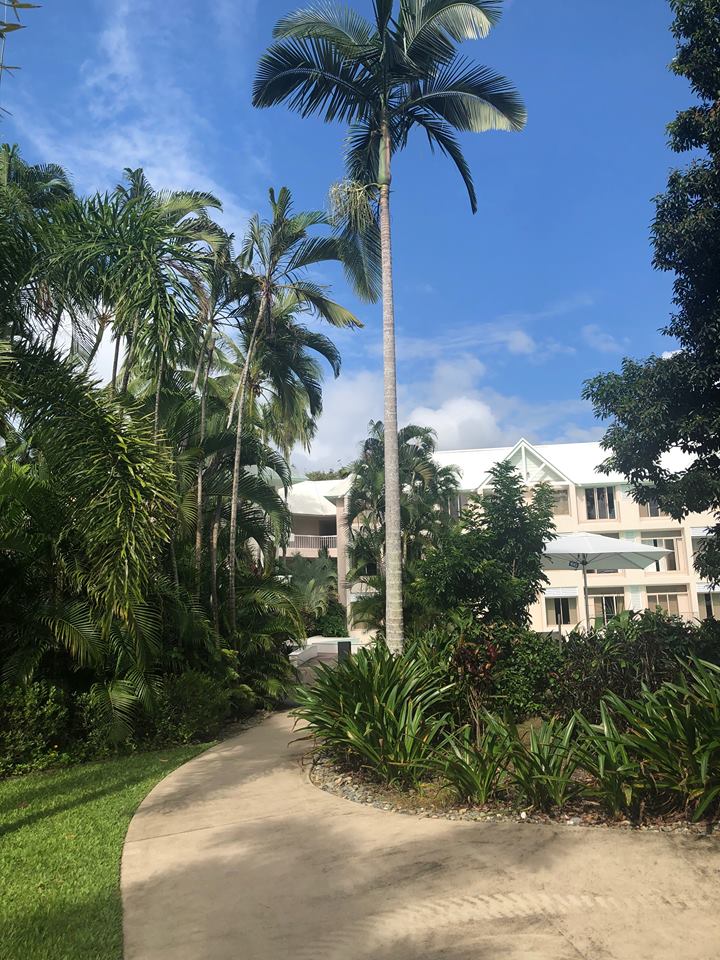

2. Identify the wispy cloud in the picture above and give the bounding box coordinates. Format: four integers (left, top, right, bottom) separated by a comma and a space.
390, 293, 592, 364
581, 324, 628, 354
14, 0, 262, 239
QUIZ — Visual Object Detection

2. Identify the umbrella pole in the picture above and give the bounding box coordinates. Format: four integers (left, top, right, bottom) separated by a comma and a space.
582, 560, 590, 629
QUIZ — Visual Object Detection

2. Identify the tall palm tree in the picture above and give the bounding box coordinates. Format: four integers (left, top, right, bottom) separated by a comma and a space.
253, 0, 526, 650
224, 186, 361, 632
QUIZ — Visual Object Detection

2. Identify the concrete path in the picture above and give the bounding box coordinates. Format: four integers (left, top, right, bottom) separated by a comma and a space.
122, 712, 720, 960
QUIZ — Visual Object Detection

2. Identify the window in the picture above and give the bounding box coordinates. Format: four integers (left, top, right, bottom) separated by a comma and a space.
701, 593, 720, 620
639, 499, 668, 518
552, 488, 570, 516
641, 536, 681, 572
647, 591, 684, 615
585, 486, 616, 520
590, 593, 625, 624
546, 597, 576, 626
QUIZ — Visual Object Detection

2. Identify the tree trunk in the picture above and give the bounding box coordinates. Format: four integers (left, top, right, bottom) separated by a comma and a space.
227, 305, 264, 634
83, 314, 107, 374
154, 352, 164, 437
210, 498, 222, 634
110, 335, 121, 394
121, 316, 140, 394
378, 120, 404, 653
195, 338, 215, 596
192, 319, 214, 392
48, 306, 63, 351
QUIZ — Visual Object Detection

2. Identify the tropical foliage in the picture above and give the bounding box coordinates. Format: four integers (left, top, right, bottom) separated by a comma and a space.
345, 421, 459, 630
416, 460, 556, 628
295, 636, 720, 821
0, 143, 367, 753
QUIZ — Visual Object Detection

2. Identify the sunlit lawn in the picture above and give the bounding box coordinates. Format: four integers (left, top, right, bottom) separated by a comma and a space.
0, 745, 207, 960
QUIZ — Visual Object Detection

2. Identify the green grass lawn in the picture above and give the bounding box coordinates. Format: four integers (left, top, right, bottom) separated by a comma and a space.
0, 745, 207, 960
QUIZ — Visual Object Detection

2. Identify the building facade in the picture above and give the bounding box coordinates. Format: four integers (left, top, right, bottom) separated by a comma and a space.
434, 439, 718, 631
286, 439, 718, 633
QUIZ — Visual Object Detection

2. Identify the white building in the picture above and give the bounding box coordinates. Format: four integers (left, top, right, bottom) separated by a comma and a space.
435, 438, 718, 630
285, 439, 718, 632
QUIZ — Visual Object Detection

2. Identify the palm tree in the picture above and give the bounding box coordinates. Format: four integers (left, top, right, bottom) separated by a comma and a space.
224, 186, 361, 632
347, 420, 459, 633
253, 0, 526, 650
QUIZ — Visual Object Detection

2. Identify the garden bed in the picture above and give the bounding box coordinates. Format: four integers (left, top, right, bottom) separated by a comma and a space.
308, 752, 719, 836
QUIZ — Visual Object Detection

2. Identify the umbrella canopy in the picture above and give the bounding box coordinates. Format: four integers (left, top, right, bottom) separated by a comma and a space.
543, 532, 669, 571
542, 532, 669, 626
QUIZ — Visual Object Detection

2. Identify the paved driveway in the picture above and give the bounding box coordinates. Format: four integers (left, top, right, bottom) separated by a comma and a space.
122, 712, 720, 960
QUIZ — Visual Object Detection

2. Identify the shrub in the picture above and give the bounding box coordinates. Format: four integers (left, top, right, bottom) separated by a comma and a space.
599, 659, 720, 820
431, 721, 511, 804
155, 671, 231, 743
293, 643, 453, 786
502, 715, 582, 812
550, 609, 715, 720
228, 683, 256, 719
576, 702, 643, 819
0, 683, 70, 775
491, 630, 562, 720
311, 599, 348, 637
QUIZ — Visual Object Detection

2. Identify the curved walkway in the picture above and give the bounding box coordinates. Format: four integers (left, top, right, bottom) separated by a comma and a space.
122, 712, 720, 960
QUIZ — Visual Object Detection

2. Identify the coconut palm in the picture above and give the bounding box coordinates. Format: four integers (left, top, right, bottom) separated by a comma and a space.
253, 0, 526, 649
224, 186, 361, 631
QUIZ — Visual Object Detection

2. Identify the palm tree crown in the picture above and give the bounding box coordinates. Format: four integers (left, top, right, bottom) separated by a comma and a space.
253, 1, 526, 211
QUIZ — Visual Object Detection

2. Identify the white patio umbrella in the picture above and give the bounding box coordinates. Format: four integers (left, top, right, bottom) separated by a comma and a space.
542, 532, 669, 627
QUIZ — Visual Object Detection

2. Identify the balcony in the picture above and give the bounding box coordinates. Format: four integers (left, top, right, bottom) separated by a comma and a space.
288, 534, 338, 550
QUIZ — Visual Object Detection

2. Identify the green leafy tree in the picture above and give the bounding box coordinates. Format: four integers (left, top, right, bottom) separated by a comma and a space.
417, 460, 556, 627
253, 0, 526, 651
584, 0, 720, 582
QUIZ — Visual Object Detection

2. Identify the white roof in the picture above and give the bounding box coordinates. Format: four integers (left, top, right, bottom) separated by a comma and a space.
434, 439, 694, 490
285, 477, 353, 517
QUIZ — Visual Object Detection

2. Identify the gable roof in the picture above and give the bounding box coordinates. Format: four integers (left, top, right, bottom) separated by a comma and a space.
434, 439, 694, 491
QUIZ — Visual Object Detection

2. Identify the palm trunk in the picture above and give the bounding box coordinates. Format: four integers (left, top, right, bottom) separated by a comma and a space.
83, 314, 107, 374
169, 539, 180, 591
210, 498, 222, 634
192, 319, 214, 392
195, 338, 215, 596
121, 316, 140, 394
227, 305, 265, 633
48, 306, 63, 351
110, 335, 121, 394
378, 119, 404, 653
154, 352, 164, 437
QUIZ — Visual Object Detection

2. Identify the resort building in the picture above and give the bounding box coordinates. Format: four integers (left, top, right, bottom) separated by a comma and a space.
433, 439, 717, 631
286, 439, 717, 633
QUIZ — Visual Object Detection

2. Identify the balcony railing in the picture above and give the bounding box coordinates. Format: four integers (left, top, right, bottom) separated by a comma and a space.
288, 534, 338, 550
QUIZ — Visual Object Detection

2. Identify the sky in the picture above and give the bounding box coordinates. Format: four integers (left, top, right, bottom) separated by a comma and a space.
1, 0, 689, 470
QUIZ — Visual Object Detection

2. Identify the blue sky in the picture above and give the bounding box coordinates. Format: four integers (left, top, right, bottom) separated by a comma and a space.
2, 1, 687, 468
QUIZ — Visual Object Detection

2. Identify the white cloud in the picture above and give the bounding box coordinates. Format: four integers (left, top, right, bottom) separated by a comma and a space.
582, 324, 627, 354
407, 395, 503, 450
427, 355, 486, 402
293, 369, 385, 471
295, 357, 598, 469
